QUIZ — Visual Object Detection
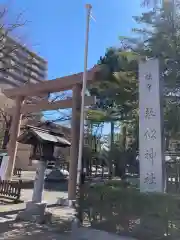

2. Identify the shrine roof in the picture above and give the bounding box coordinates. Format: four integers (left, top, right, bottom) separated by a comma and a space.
18, 125, 71, 147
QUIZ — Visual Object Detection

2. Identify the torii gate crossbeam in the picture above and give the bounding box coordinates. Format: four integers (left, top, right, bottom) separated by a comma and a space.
3, 66, 99, 98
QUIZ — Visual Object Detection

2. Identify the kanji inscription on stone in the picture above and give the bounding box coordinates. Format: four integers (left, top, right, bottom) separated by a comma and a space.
145, 148, 156, 165
144, 129, 156, 140
145, 72, 153, 92
144, 172, 156, 185
145, 107, 156, 119
145, 73, 152, 81
147, 83, 152, 91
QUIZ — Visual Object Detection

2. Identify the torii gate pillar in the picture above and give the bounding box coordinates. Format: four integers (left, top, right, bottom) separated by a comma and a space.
68, 84, 81, 200
5, 96, 24, 180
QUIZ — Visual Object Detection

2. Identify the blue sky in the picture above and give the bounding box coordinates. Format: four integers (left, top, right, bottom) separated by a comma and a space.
2, 0, 142, 133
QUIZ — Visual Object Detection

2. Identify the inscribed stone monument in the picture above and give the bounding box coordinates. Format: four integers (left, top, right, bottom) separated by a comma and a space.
139, 58, 165, 192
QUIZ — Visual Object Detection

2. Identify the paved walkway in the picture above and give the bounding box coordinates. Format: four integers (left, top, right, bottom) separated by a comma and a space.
21, 188, 68, 204
0, 204, 137, 239
0, 203, 137, 239
0, 173, 73, 239
0, 205, 74, 239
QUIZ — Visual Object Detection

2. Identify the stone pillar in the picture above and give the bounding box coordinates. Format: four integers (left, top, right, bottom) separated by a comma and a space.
16, 160, 52, 223
32, 160, 47, 203
139, 59, 165, 193
68, 84, 81, 200
6, 96, 24, 180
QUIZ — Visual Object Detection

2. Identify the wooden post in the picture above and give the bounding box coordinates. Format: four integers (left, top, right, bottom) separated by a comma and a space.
68, 84, 81, 200
6, 96, 24, 180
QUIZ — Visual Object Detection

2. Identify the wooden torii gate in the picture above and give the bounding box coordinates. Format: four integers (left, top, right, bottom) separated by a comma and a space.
3, 66, 98, 200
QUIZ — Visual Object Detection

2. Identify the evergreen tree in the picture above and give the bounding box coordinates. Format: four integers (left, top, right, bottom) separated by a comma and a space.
121, 1, 180, 148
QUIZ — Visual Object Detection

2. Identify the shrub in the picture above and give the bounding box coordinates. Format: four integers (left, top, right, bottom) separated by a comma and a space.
77, 181, 180, 239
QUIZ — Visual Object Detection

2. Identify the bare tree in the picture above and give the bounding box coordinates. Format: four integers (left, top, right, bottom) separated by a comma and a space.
0, 4, 27, 72
43, 91, 72, 123
0, 99, 12, 149
0, 4, 43, 150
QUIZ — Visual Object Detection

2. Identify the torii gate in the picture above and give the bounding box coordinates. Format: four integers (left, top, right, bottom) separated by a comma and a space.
2, 66, 98, 200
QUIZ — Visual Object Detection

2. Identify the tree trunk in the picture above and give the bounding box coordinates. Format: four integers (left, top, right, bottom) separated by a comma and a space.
109, 121, 114, 178
165, 133, 170, 151
1, 117, 12, 150
115, 125, 127, 178
122, 125, 127, 151
2, 129, 10, 149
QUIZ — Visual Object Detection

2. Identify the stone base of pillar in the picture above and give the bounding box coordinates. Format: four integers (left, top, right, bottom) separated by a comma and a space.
56, 197, 76, 207
16, 201, 52, 224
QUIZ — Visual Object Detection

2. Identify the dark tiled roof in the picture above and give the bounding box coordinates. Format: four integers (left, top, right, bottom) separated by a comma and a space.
18, 125, 71, 147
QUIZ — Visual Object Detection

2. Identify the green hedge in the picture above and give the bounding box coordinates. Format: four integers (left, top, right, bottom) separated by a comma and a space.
77, 181, 180, 239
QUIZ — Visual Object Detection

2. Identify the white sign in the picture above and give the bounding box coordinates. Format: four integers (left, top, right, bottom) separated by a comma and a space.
0, 156, 9, 180
139, 59, 165, 192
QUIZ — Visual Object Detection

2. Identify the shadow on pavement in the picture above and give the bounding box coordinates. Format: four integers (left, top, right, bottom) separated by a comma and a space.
0, 203, 60, 218
44, 180, 68, 192
22, 180, 68, 192
0, 198, 23, 205
0, 218, 72, 239
0, 202, 72, 239
0, 204, 62, 218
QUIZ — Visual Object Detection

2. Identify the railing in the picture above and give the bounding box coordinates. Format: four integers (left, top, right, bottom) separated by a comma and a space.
166, 161, 180, 193
86, 165, 109, 180
13, 168, 22, 178
0, 180, 22, 203
59, 162, 69, 171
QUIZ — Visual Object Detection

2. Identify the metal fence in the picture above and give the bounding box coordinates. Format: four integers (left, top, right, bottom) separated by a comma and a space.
166, 161, 180, 193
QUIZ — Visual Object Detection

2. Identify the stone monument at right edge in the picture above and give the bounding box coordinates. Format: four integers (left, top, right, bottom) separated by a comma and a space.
139, 58, 165, 193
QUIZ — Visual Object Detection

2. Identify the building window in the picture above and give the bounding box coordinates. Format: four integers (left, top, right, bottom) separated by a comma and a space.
31, 72, 38, 78
10, 51, 16, 57
10, 59, 16, 67
30, 78, 38, 84
32, 64, 39, 71
8, 68, 14, 73
32, 58, 39, 65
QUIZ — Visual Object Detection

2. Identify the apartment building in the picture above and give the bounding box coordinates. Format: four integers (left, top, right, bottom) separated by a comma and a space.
0, 36, 47, 87
0, 35, 48, 170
